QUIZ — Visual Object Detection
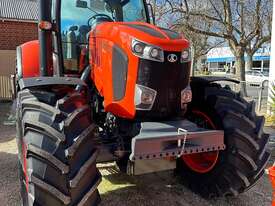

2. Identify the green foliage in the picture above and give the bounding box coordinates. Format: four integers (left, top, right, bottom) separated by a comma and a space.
270, 83, 275, 113
194, 71, 212, 76
267, 83, 275, 126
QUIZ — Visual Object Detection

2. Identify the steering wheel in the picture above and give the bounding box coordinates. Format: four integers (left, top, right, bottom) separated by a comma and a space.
87, 14, 114, 27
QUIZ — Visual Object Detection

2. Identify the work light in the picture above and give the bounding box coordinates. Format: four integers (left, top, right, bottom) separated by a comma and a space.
134, 84, 157, 110
181, 85, 192, 108
181, 48, 191, 63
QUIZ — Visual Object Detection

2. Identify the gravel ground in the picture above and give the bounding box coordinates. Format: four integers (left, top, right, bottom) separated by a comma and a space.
0, 102, 274, 206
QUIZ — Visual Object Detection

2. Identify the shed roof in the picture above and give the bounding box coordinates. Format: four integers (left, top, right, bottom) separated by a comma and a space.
0, 0, 38, 22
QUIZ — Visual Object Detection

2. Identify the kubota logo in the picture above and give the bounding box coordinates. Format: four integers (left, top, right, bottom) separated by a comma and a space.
167, 54, 178, 63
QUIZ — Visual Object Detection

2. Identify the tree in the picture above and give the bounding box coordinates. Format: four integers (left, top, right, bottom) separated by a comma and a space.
152, 0, 224, 74
174, 24, 225, 75
245, 1, 272, 71
166, 0, 273, 96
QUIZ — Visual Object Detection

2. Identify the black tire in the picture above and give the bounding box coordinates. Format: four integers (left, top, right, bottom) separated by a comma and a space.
16, 87, 101, 206
177, 79, 270, 198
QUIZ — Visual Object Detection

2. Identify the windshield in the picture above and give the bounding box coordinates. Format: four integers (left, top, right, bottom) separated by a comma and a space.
60, 0, 147, 72
122, 0, 148, 22
61, 0, 148, 39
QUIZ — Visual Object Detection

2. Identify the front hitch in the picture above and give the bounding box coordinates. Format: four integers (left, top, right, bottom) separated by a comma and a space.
128, 120, 225, 175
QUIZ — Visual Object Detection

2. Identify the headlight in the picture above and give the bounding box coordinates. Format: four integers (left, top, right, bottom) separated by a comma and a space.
132, 39, 164, 62
133, 41, 145, 54
181, 85, 192, 108
134, 84, 157, 110
181, 48, 191, 63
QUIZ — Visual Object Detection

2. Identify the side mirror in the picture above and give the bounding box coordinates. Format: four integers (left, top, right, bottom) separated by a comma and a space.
76, 0, 88, 8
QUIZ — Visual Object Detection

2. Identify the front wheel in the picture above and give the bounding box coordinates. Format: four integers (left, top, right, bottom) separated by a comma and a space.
16, 87, 101, 206
177, 80, 270, 198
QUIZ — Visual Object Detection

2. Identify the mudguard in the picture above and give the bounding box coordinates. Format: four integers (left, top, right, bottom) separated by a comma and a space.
191, 76, 240, 85
17, 40, 40, 79
18, 77, 86, 90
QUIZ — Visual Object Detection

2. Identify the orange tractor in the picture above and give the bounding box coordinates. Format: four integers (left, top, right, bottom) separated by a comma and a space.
15, 0, 270, 205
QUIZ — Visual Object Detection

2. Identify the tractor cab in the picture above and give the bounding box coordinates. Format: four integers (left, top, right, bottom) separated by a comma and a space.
60, 0, 150, 74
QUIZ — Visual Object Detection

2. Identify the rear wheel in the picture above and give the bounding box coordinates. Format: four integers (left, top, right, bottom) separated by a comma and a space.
177, 80, 270, 198
16, 87, 101, 206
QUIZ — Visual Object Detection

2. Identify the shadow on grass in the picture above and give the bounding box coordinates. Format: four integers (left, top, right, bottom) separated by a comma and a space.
0, 125, 16, 143
98, 164, 273, 206
0, 101, 16, 144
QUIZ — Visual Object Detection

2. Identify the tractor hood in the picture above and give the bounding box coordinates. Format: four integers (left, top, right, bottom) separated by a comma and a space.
91, 22, 189, 52
89, 21, 191, 119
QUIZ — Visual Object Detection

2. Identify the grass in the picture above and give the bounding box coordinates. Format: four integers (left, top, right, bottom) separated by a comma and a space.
266, 82, 275, 127
97, 163, 136, 195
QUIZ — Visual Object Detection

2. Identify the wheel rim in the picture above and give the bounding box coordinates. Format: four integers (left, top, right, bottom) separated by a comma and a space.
181, 110, 219, 174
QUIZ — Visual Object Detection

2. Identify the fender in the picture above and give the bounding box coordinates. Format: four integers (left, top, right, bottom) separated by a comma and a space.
17, 40, 40, 79
18, 77, 86, 90
191, 76, 240, 85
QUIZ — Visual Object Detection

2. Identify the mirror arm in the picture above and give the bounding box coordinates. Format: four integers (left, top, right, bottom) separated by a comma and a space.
147, 3, 156, 25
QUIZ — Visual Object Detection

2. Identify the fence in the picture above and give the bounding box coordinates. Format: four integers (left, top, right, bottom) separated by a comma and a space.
0, 75, 13, 100
0, 50, 16, 101
253, 80, 269, 113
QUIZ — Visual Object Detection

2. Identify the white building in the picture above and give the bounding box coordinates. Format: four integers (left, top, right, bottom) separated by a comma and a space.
206, 46, 271, 72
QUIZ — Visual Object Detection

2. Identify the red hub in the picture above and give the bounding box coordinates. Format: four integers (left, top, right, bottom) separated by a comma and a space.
181, 110, 219, 174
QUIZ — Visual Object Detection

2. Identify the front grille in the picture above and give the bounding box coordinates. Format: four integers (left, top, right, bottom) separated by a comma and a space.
136, 51, 190, 119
